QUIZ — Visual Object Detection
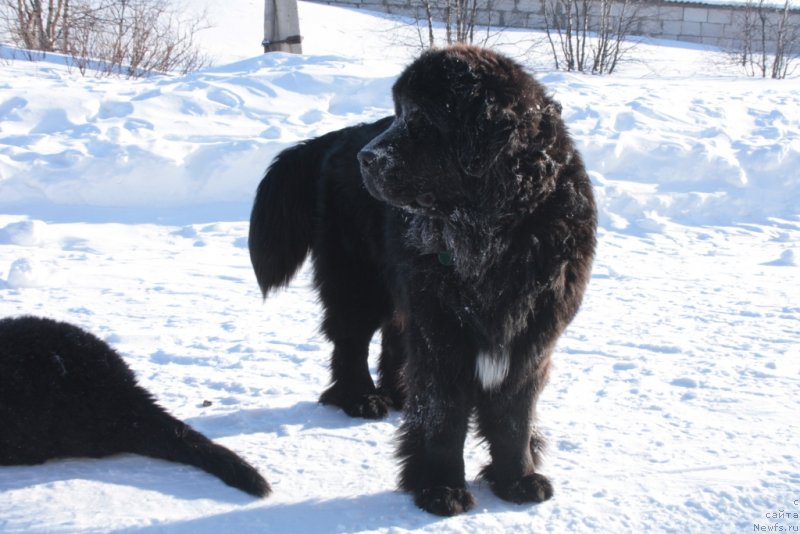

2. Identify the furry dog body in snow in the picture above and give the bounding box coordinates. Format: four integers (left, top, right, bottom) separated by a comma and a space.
0, 315, 270, 498
249, 46, 596, 515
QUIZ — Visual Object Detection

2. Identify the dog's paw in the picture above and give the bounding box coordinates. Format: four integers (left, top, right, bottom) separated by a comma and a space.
375, 385, 404, 410
344, 392, 391, 419
319, 387, 390, 419
491, 473, 553, 504
414, 486, 476, 516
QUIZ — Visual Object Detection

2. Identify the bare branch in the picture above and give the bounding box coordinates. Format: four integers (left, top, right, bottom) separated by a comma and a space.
542, 0, 643, 75
0, 0, 210, 77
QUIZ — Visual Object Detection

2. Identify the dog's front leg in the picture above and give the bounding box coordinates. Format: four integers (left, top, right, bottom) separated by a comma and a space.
475, 367, 554, 504
396, 317, 476, 516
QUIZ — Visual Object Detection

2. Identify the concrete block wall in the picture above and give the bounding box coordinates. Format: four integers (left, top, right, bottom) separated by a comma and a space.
308, 0, 800, 51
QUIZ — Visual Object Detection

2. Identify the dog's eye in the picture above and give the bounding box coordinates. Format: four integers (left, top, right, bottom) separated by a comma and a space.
403, 113, 427, 135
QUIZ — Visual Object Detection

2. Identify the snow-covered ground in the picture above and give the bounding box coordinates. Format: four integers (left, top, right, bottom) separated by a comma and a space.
1, 2, 799, 532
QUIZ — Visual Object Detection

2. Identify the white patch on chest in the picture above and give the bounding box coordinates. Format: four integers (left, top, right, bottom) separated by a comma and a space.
475, 351, 510, 391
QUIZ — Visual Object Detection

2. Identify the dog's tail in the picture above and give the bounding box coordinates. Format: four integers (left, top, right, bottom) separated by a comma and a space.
131, 409, 271, 498
248, 141, 318, 298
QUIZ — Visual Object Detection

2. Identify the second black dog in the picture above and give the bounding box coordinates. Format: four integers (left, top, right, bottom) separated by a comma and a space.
0, 315, 270, 498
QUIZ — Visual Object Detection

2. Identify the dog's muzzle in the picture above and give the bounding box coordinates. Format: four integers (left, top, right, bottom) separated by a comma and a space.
357, 147, 384, 176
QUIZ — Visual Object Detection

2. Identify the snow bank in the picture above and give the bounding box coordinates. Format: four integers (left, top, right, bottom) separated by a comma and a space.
546, 72, 800, 230
1, 46, 798, 230
0, 52, 393, 223
0, 219, 47, 246
4, 257, 48, 288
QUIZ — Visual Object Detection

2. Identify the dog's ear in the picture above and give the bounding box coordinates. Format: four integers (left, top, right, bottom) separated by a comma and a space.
456, 96, 518, 177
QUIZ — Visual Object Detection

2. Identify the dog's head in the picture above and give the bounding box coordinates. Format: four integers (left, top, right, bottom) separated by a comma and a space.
359, 45, 563, 220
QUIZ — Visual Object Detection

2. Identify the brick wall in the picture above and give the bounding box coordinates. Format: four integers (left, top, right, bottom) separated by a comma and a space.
307, 0, 800, 50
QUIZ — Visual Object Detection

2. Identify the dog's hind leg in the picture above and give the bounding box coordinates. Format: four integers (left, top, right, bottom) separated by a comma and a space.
376, 316, 406, 410
318, 328, 387, 419
315, 261, 393, 418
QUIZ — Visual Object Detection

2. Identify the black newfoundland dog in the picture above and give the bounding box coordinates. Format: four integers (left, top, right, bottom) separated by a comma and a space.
249, 45, 596, 515
0, 315, 270, 498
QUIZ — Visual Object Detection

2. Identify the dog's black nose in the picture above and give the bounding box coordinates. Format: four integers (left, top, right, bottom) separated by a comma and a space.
416, 192, 436, 208
357, 149, 377, 170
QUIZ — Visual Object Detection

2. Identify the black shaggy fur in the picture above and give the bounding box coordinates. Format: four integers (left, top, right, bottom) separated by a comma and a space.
0, 315, 270, 498
249, 45, 596, 515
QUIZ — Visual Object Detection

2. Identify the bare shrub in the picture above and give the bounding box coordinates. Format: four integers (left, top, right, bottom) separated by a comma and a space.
417, 0, 494, 48
0, 0, 210, 77
2, 0, 70, 52
543, 0, 642, 75
734, 0, 799, 79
